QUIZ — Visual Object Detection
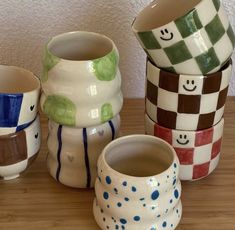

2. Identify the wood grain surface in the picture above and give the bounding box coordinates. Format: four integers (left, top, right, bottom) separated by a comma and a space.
0, 98, 234, 230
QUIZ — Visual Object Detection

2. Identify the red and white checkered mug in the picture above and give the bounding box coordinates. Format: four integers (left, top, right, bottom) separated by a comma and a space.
145, 114, 224, 181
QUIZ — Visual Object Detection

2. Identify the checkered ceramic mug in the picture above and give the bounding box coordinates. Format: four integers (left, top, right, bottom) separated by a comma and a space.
132, 0, 235, 75
146, 59, 232, 131
0, 65, 40, 135
0, 115, 41, 180
145, 114, 224, 181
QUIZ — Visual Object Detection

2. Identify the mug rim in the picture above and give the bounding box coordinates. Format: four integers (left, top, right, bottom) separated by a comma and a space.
46, 31, 118, 62
100, 134, 178, 179
0, 65, 40, 95
146, 113, 224, 134
132, 0, 203, 33
147, 58, 232, 78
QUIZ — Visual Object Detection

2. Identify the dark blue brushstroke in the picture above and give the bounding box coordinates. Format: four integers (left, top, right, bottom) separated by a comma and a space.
83, 128, 91, 188
0, 94, 23, 127
56, 125, 63, 182
108, 120, 115, 140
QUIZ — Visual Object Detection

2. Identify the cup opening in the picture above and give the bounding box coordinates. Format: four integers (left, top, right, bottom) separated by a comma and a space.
0, 66, 39, 94
47, 31, 114, 61
104, 135, 174, 177
133, 0, 201, 32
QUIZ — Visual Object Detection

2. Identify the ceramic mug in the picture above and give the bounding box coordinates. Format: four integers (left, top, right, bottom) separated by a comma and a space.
132, 0, 235, 75
93, 135, 182, 230
0, 114, 41, 180
47, 115, 120, 188
0, 65, 40, 135
146, 59, 232, 131
41, 31, 123, 128
145, 114, 224, 181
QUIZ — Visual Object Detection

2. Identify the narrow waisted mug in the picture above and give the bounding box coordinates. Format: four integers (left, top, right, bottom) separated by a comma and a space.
41, 31, 123, 128
0, 65, 40, 135
47, 115, 120, 188
93, 135, 182, 230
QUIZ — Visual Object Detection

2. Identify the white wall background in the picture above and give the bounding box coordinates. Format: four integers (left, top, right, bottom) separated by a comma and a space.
0, 0, 234, 97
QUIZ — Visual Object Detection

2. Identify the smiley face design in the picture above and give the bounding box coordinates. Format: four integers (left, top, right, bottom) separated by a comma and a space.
176, 134, 189, 145
160, 29, 174, 41
183, 80, 197, 92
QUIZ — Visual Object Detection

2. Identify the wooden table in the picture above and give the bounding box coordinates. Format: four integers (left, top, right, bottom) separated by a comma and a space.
0, 98, 235, 230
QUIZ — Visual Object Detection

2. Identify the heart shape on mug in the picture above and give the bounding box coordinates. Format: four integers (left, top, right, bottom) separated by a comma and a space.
98, 130, 104, 136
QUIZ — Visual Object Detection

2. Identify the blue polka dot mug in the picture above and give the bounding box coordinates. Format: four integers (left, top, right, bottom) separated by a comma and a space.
93, 135, 182, 230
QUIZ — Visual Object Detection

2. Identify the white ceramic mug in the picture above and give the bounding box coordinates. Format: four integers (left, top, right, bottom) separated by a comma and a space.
93, 135, 182, 230
41, 31, 123, 128
47, 115, 121, 188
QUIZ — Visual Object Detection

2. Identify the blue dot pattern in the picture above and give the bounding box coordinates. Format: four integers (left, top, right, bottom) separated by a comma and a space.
117, 202, 122, 207
106, 176, 112, 185
103, 192, 109, 200
95, 162, 181, 229
174, 189, 179, 199
120, 218, 127, 224
131, 186, 137, 192
133, 216, 140, 221
151, 190, 160, 200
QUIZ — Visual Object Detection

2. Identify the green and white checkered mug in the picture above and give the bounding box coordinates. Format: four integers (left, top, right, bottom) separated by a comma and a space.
132, 0, 235, 75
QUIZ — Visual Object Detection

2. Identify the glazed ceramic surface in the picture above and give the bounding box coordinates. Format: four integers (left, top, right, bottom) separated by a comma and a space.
0, 115, 41, 180
0, 65, 40, 135
41, 31, 123, 128
47, 115, 120, 188
146, 60, 231, 131
132, 0, 235, 75
93, 135, 182, 230
145, 115, 224, 181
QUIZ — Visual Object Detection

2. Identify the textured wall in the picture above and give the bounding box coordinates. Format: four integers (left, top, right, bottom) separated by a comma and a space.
0, 0, 234, 97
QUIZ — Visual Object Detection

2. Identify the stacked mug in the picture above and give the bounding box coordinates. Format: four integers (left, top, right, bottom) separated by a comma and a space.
132, 0, 235, 181
40, 31, 123, 188
0, 65, 41, 180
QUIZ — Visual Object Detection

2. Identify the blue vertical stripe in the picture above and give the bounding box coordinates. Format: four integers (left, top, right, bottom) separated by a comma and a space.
108, 120, 115, 140
56, 125, 63, 182
83, 128, 91, 188
0, 94, 23, 127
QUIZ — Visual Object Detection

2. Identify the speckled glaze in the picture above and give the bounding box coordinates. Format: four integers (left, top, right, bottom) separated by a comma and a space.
132, 0, 235, 75
146, 59, 232, 131
47, 115, 120, 188
93, 135, 182, 230
41, 31, 123, 128
0, 65, 40, 135
145, 114, 224, 181
0, 115, 41, 180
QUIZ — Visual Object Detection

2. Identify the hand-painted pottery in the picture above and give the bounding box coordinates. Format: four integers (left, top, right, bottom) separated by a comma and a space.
0, 115, 41, 180
41, 31, 123, 128
145, 114, 224, 181
47, 115, 120, 188
93, 135, 182, 230
132, 0, 235, 75
146, 59, 232, 131
0, 65, 40, 135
